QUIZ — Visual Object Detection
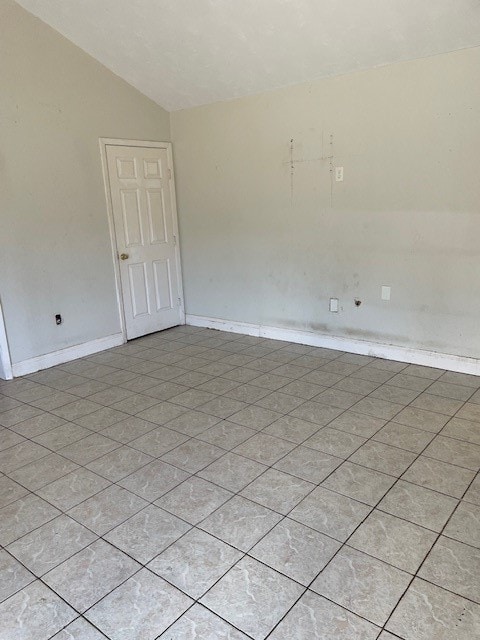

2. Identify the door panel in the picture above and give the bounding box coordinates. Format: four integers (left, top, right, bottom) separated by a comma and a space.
106, 144, 182, 339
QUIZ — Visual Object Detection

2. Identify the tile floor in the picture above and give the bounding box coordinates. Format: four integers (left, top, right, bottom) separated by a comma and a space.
0, 325, 479, 639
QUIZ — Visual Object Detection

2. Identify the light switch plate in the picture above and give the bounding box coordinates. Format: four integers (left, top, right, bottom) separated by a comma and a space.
329, 297, 339, 312
381, 286, 391, 301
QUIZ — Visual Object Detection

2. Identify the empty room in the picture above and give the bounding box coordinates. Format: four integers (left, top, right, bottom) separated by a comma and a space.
1, 0, 479, 638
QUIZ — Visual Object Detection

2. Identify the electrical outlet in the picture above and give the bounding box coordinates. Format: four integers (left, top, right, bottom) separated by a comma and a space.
335, 166, 344, 182
381, 286, 391, 301
55, 314, 62, 325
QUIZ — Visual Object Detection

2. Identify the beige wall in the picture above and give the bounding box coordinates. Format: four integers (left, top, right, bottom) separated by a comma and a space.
172, 47, 480, 359
0, 0, 170, 364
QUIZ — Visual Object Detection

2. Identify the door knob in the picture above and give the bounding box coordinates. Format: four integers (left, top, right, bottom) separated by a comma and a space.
120, 253, 129, 260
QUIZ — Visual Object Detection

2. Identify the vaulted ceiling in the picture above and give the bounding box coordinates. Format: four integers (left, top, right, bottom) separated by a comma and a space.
15, 0, 480, 111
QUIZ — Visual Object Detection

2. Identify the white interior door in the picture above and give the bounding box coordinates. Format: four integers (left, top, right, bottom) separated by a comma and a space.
106, 144, 183, 340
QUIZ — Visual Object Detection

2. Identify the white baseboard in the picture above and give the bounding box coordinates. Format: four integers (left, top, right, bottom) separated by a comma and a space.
186, 314, 480, 376
12, 333, 125, 378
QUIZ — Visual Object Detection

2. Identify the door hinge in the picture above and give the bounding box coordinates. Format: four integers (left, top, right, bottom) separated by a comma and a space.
177, 297, 182, 307
168, 168, 172, 180
173, 234, 177, 246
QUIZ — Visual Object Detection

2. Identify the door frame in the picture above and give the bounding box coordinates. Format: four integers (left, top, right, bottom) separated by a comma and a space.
0, 297, 13, 380
99, 138, 185, 342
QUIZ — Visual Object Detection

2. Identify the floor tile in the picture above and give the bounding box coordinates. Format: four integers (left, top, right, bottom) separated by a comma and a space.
290, 401, 343, 426
74, 407, 130, 430
370, 384, 420, 405
274, 446, 342, 483
197, 420, 257, 449
392, 406, 450, 432
410, 393, 464, 416
241, 469, 314, 514
110, 393, 160, 415
423, 435, 480, 470
401, 364, 444, 380
428, 381, 475, 401
0, 440, 50, 474
268, 590, 380, 640
59, 432, 121, 465
118, 459, 189, 501
44, 539, 140, 612
159, 603, 250, 639
233, 433, 295, 465
250, 518, 340, 585
51, 617, 108, 639
197, 396, 248, 419
385, 373, 432, 391
464, 475, 480, 506
314, 388, 364, 410
0, 550, 34, 601
199, 496, 282, 551
373, 422, 435, 453
311, 546, 410, 626
165, 410, 221, 436
0, 405, 43, 427
441, 417, 480, 446
143, 381, 189, 401
328, 410, 385, 437
104, 504, 190, 564
419, 535, 480, 602
129, 426, 189, 456
443, 501, 480, 547
0, 580, 76, 640
304, 427, 366, 458
321, 462, 395, 505
378, 480, 458, 532
156, 477, 232, 524
263, 415, 321, 443
439, 371, 480, 388
348, 509, 436, 573
352, 397, 403, 420
228, 405, 282, 429
198, 452, 267, 492
9, 413, 66, 438
33, 423, 92, 451
161, 439, 224, 473
280, 379, 325, 400
403, 456, 475, 498
455, 402, 480, 423
256, 391, 304, 413
86, 446, 153, 481
7, 452, 78, 491
6, 514, 97, 576
36, 468, 111, 511
290, 486, 371, 541
171, 389, 219, 409
67, 485, 148, 535
0, 475, 28, 508
200, 556, 303, 640
149, 528, 242, 598
100, 416, 156, 443
0, 494, 60, 545
349, 440, 416, 476
136, 401, 188, 424
0, 428, 25, 451
51, 399, 104, 421
386, 578, 480, 640
85, 568, 192, 640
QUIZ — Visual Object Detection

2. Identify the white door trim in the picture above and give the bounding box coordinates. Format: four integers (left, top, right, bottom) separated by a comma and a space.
99, 138, 185, 342
0, 298, 13, 380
